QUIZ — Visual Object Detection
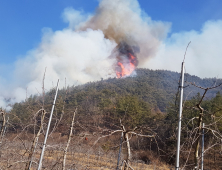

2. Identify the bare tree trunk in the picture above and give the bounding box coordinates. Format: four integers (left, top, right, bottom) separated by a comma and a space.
25, 109, 46, 170
123, 132, 132, 170
0, 111, 6, 138
125, 133, 131, 164
120, 121, 131, 170
194, 108, 203, 170
189, 83, 222, 169
194, 93, 205, 170
62, 108, 77, 170
0, 111, 6, 148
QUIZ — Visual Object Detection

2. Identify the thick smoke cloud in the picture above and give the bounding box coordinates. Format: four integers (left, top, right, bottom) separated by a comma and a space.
79, 0, 170, 66
147, 20, 222, 78
1, 28, 116, 110
0, 0, 169, 110
1, 0, 222, 110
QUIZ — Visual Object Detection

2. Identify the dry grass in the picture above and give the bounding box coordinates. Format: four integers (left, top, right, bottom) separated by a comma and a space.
0, 133, 171, 170
0, 148, 170, 170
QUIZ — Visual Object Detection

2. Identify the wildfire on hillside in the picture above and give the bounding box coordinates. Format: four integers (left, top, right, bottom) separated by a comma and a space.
115, 42, 139, 78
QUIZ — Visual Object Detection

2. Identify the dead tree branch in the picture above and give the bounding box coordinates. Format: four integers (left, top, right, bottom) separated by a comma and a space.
62, 108, 77, 170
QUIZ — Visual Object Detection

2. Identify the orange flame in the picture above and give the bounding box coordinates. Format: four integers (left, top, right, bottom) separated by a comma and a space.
116, 53, 136, 78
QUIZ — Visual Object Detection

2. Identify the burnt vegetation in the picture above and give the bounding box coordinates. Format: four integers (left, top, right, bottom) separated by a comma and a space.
2, 68, 222, 169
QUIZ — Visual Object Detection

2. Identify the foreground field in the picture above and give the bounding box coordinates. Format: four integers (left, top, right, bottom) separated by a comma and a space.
0, 136, 171, 170
1, 150, 171, 169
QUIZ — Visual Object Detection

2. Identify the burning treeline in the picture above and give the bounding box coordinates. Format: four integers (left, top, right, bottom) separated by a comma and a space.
113, 42, 139, 78
78, 0, 167, 78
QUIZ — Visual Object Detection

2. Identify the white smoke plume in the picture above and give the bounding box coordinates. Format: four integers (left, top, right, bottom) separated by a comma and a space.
0, 0, 169, 110
2, 0, 222, 110
147, 20, 222, 78
79, 0, 170, 66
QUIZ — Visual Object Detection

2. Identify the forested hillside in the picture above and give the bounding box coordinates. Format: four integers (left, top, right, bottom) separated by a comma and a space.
12, 68, 222, 115
61, 68, 222, 111
2, 68, 222, 169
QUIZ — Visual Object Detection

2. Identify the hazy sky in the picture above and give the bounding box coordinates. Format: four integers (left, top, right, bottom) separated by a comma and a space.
1, 0, 222, 109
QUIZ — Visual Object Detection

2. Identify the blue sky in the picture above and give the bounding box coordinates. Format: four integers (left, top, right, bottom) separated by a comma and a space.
1, 0, 222, 64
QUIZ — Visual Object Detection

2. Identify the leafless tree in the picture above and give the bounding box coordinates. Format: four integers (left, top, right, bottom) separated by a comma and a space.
62, 107, 77, 170
93, 119, 155, 170
180, 82, 222, 170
